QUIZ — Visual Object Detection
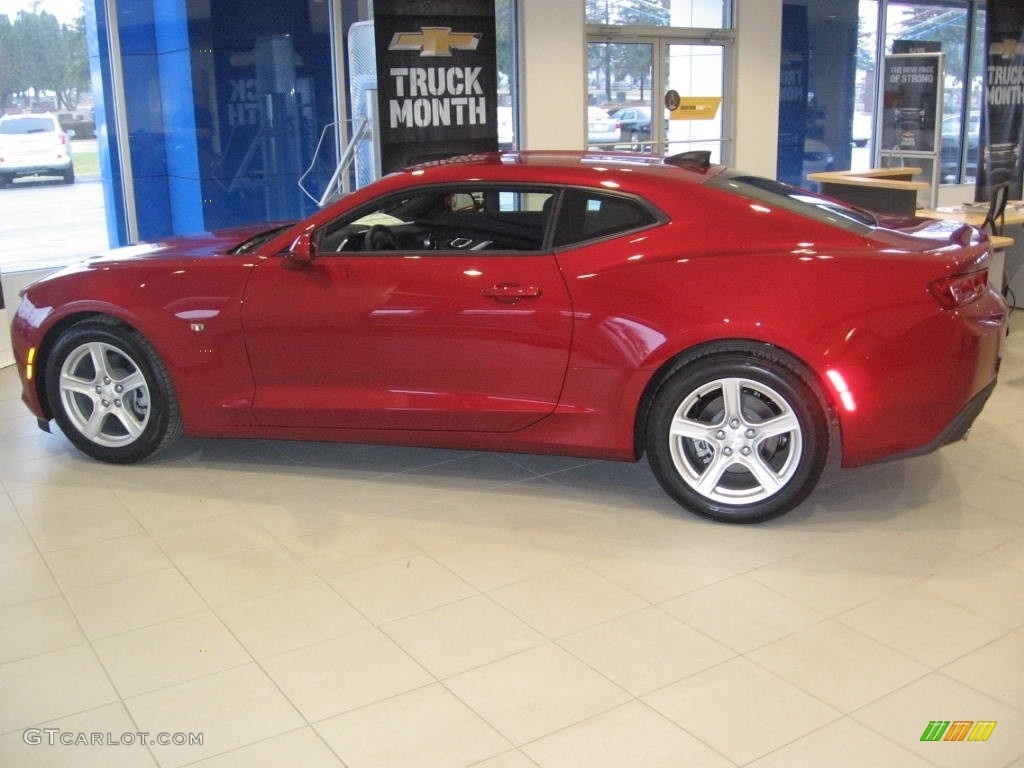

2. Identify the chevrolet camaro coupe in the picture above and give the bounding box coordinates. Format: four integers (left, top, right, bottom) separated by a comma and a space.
9, 151, 1008, 522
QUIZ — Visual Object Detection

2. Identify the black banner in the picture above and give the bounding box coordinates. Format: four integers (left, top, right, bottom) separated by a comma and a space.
776, 4, 808, 187
978, 0, 1024, 200
373, 0, 498, 174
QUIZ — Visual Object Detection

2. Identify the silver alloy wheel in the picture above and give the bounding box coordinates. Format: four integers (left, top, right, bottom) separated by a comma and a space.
667, 376, 803, 505
58, 341, 151, 448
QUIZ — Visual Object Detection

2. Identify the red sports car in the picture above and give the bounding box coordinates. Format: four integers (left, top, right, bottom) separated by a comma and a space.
9, 151, 1008, 522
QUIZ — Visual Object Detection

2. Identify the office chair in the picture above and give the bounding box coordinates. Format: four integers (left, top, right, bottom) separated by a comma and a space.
981, 181, 1010, 236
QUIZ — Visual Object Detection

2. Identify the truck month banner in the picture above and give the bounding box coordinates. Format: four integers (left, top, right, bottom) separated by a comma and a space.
373, 0, 499, 174
979, 0, 1024, 199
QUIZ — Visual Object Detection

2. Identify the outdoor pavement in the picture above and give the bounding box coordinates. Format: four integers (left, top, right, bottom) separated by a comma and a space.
0, 140, 110, 275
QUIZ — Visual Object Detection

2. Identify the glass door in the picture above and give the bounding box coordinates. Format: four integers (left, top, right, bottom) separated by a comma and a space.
586, 41, 655, 152
663, 41, 727, 161
587, 37, 729, 160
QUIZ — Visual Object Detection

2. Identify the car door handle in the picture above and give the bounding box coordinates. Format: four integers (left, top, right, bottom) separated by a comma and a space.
481, 283, 543, 303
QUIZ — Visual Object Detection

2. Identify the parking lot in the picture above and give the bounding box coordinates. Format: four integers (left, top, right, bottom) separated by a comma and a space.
0, 140, 110, 274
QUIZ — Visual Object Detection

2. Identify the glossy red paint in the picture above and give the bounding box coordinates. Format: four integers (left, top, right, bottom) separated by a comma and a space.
10, 151, 1008, 520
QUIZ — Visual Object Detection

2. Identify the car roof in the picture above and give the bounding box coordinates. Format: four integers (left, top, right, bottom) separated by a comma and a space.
397, 150, 720, 188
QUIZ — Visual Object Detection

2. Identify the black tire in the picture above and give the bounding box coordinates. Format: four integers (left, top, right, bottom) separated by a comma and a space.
645, 347, 829, 523
62, 166, 75, 184
45, 318, 183, 463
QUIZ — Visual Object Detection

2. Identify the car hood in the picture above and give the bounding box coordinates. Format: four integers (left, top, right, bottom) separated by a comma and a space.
85, 223, 295, 264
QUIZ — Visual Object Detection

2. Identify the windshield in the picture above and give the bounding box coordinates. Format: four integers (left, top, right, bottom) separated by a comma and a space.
0, 117, 56, 134
229, 224, 293, 254
708, 171, 877, 233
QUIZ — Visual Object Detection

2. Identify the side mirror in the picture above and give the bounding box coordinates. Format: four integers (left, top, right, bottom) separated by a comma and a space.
284, 229, 317, 269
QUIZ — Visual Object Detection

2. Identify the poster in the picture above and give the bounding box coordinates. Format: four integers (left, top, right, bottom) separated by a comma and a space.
373, 0, 499, 174
880, 53, 941, 155
978, 0, 1024, 200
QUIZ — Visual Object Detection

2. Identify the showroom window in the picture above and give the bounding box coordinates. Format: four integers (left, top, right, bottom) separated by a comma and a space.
778, 0, 985, 187
585, 0, 735, 162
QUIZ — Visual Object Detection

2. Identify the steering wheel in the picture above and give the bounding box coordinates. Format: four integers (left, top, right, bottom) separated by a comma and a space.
366, 225, 400, 251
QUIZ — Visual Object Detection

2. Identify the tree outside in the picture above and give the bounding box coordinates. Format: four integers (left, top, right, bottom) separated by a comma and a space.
0, 2, 89, 113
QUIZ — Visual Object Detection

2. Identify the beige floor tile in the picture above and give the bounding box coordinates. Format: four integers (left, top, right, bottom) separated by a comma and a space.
429, 532, 575, 591
125, 664, 304, 768
20, 502, 142, 553
0, 595, 85, 665
0, 518, 38, 563
260, 628, 433, 721
149, 512, 278, 563
93, 611, 252, 698
445, 643, 630, 745
0, 702, 159, 768
489, 564, 647, 638
470, 752, 540, 768
662, 574, 824, 653
175, 544, 318, 607
280, 519, 421, 579
523, 700, 733, 768
747, 547, 916, 616
114, 485, 245, 532
941, 628, 1024, 710
0, 644, 118, 733
328, 553, 477, 625
383, 594, 544, 678
574, 539, 736, 603
853, 673, 1024, 768
916, 555, 1024, 628
837, 584, 1008, 668
43, 531, 172, 592
186, 728, 344, 768
65, 567, 207, 639
0, 554, 60, 607
745, 717, 934, 768
747, 620, 930, 712
316, 683, 510, 768
558, 607, 734, 696
643, 657, 840, 765
215, 582, 370, 659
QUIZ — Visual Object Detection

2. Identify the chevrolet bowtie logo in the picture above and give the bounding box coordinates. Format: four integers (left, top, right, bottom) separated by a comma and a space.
990, 38, 1024, 60
389, 27, 481, 57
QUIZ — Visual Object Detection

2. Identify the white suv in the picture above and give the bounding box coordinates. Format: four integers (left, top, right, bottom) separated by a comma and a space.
0, 113, 75, 186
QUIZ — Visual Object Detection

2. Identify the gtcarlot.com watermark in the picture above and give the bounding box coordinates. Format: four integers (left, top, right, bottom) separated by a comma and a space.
23, 729, 203, 747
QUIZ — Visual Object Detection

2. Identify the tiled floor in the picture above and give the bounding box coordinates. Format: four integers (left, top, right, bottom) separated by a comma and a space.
1, 315, 1022, 768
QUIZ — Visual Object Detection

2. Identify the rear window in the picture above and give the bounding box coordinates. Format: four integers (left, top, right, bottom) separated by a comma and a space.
0, 117, 57, 135
707, 171, 876, 234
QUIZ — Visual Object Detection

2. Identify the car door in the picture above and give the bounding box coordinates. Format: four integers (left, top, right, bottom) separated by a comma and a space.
241, 185, 573, 432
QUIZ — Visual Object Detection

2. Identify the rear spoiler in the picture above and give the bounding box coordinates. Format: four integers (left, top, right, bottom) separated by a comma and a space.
665, 150, 712, 171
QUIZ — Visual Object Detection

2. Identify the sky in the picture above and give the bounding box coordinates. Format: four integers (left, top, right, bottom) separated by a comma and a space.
0, 0, 83, 24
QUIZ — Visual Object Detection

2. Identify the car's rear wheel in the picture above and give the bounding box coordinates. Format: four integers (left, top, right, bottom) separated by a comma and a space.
645, 348, 828, 523
45, 319, 182, 463
62, 166, 75, 184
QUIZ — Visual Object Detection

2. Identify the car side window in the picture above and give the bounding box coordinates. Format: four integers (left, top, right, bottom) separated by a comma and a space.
552, 189, 660, 247
316, 186, 556, 254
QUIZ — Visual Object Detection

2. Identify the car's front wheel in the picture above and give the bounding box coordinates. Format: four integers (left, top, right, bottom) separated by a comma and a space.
645, 348, 829, 523
45, 319, 183, 463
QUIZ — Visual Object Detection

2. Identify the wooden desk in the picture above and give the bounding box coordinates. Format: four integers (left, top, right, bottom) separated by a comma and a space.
916, 206, 1023, 294
915, 204, 1024, 229
808, 168, 930, 216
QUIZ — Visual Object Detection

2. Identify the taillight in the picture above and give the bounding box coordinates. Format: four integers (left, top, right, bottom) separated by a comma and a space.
59, 132, 68, 145
928, 269, 988, 309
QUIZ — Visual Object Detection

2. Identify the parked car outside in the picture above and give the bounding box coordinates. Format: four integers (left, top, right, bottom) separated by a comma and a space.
9, 151, 1007, 523
0, 113, 75, 186
586, 106, 619, 148
609, 105, 652, 150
